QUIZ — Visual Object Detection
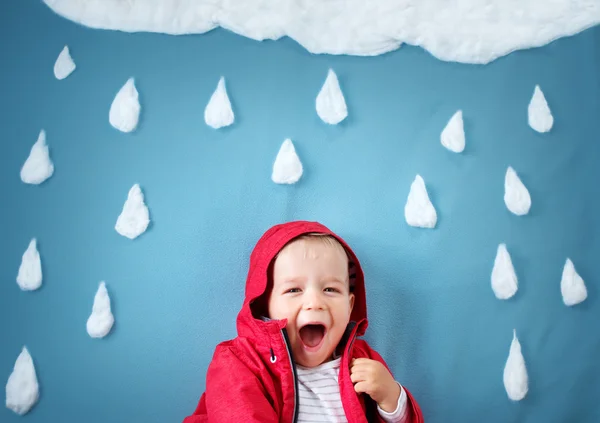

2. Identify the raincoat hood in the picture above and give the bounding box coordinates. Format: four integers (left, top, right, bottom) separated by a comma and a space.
236, 220, 368, 339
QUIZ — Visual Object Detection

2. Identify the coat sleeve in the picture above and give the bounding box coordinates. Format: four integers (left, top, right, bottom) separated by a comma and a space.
182, 345, 279, 423
354, 340, 425, 423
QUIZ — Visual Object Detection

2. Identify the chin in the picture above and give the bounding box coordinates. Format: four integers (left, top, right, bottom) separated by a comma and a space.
298, 357, 325, 368
296, 349, 335, 368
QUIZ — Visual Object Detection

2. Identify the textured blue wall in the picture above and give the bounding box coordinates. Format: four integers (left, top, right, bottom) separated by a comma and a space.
1, 1, 599, 422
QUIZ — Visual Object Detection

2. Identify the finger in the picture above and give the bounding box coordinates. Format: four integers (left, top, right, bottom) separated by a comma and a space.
350, 371, 367, 383
350, 360, 372, 372
351, 362, 375, 375
352, 358, 377, 367
353, 381, 370, 394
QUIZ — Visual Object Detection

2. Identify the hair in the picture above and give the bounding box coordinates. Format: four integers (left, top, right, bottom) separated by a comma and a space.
276, 232, 350, 262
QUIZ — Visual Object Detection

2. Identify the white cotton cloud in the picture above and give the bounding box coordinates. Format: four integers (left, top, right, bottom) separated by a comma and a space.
115, 184, 150, 239
5, 347, 39, 415
42, 0, 600, 64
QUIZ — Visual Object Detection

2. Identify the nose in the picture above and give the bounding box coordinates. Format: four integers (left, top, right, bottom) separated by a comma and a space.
303, 288, 325, 311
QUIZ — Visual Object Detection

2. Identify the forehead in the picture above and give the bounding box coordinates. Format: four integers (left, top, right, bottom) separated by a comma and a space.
274, 238, 349, 275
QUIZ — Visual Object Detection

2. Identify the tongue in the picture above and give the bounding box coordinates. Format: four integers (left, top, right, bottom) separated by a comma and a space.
300, 325, 325, 347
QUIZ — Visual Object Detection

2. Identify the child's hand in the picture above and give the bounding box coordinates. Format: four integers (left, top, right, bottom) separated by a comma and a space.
350, 358, 401, 413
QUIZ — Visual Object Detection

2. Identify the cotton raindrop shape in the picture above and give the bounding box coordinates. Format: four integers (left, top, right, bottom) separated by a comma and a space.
53, 45, 76, 80
87, 282, 115, 338
528, 85, 553, 133
504, 167, 531, 216
115, 184, 150, 239
272, 139, 303, 184
503, 330, 528, 401
441, 110, 465, 153
20, 130, 54, 185
561, 258, 587, 306
491, 243, 518, 300
5, 347, 39, 415
204, 76, 234, 129
109, 77, 140, 133
16, 238, 42, 291
316, 69, 347, 125
405, 175, 437, 228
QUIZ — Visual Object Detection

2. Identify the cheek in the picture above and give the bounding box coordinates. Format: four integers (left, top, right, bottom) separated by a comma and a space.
333, 301, 352, 321
268, 298, 294, 320
267, 298, 281, 319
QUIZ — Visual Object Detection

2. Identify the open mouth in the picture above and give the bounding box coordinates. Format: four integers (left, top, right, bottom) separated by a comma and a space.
299, 324, 326, 351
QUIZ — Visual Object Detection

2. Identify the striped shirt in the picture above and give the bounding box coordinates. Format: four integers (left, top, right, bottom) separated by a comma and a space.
295, 358, 408, 423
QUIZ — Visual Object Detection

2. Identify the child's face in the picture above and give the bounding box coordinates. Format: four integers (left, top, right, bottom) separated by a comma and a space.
268, 238, 355, 368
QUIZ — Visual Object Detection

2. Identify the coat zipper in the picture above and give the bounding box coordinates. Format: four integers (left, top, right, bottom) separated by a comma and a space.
343, 323, 370, 422
281, 329, 299, 423
344, 322, 358, 358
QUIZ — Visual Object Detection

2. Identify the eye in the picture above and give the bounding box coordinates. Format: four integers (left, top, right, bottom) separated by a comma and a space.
285, 288, 301, 294
324, 287, 340, 293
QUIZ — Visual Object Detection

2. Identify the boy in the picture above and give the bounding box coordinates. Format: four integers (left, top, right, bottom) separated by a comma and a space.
183, 220, 423, 422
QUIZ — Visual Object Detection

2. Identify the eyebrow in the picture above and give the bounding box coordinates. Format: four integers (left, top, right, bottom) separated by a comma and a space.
276, 278, 305, 287
276, 277, 347, 286
323, 278, 346, 285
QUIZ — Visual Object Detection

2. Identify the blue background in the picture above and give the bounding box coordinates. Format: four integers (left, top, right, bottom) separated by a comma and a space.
1, 1, 599, 422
